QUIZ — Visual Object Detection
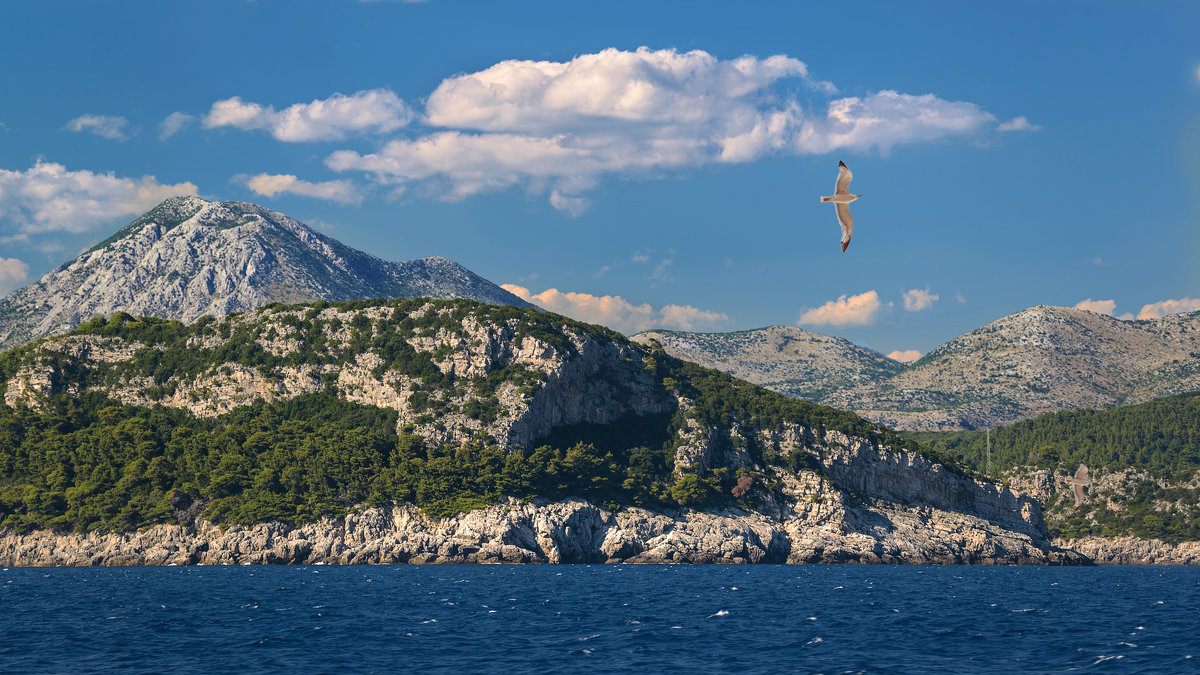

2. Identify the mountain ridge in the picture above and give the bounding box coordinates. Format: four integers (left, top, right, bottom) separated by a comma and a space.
636, 306, 1200, 430
0, 196, 531, 351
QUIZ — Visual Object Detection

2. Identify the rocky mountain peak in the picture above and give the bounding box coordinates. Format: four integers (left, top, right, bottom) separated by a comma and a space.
0, 197, 531, 350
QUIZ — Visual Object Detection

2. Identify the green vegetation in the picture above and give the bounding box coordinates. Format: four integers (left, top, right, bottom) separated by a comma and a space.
906, 392, 1200, 477
0, 391, 691, 532
1051, 480, 1200, 543
907, 392, 1200, 542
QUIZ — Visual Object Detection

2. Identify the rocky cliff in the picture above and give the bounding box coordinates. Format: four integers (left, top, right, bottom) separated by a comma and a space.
0, 196, 530, 351
0, 298, 1075, 565
638, 307, 1200, 431
0, 494, 1078, 567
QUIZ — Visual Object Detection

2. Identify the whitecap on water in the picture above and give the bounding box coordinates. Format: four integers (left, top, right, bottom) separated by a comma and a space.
421, 619, 437, 624
707, 610, 730, 618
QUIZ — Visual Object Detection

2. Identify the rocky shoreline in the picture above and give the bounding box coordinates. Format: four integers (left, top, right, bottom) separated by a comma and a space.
0, 497, 1088, 567
1055, 536, 1200, 566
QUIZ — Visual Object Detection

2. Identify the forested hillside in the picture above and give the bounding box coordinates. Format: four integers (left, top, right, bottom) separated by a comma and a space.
907, 393, 1200, 543
906, 393, 1200, 476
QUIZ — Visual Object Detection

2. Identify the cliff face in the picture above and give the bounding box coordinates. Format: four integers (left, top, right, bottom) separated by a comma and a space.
0, 196, 530, 351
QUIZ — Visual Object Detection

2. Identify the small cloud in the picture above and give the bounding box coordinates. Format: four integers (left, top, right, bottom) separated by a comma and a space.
1116, 312, 1134, 321
549, 190, 589, 217
159, 112, 195, 140
305, 219, 337, 232
593, 265, 611, 278
502, 283, 730, 335
997, 116, 1043, 132
1074, 298, 1116, 316
1085, 256, 1108, 266
798, 290, 889, 327
204, 89, 412, 142
0, 257, 31, 295
887, 349, 922, 363
64, 114, 131, 141
902, 286, 939, 312
631, 249, 651, 264
651, 253, 675, 283
244, 173, 363, 205
955, 292, 967, 304
1137, 297, 1200, 320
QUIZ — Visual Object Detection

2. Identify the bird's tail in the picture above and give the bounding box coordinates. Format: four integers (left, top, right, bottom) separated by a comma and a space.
820, 196, 833, 202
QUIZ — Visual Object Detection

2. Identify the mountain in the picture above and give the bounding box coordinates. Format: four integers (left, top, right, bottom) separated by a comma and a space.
0, 196, 531, 351
0, 297, 1074, 565
633, 326, 904, 401
636, 306, 1200, 431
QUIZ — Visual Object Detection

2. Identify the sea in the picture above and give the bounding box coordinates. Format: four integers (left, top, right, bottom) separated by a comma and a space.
1, 565, 1197, 674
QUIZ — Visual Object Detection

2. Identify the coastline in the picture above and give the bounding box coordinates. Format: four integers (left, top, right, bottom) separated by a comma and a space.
0, 498, 1088, 567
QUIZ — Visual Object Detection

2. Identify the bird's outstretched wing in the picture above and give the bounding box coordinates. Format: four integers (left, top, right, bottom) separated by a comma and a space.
836, 202, 853, 253
835, 160, 853, 195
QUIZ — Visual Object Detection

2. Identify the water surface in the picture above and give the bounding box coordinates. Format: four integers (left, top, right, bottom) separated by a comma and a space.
2, 565, 1196, 673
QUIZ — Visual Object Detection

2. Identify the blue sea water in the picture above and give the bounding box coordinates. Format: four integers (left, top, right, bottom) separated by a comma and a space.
1, 565, 1197, 674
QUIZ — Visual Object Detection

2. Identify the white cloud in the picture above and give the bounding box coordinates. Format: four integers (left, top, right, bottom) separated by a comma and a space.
159, 112, 195, 140
887, 349, 922, 363
0, 160, 198, 233
1074, 298, 1117, 315
0, 257, 30, 295
549, 190, 589, 217
796, 91, 996, 155
1116, 312, 1134, 321
798, 290, 888, 327
64, 114, 131, 141
244, 173, 363, 205
323, 47, 1006, 209
632, 250, 651, 263
1137, 297, 1200, 320
997, 116, 1043, 132
204, 89, 412, 142
502, 283, 730, 335
955, 292, 967, 304
902, 286, 939, 312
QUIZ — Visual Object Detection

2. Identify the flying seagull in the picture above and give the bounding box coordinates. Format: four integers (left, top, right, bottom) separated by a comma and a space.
820, 160, 862, 253
1064, 463, 1091, 510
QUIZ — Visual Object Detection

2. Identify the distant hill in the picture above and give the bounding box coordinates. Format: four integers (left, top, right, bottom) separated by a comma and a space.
638, 306, 1200, 431
632, 326, 904, 401
0, 196, 531, 350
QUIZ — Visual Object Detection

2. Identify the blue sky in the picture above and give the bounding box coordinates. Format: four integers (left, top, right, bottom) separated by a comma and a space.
1, 0, 1198, 359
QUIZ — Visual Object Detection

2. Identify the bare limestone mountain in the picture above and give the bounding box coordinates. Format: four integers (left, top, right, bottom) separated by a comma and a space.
633, 326, 904, 401
635, 306, 1200, 431
0, 196, 530, 351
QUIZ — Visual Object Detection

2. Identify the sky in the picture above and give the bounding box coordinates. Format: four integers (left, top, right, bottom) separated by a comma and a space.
1, 0, 1198, 360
